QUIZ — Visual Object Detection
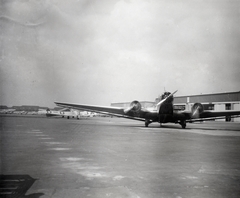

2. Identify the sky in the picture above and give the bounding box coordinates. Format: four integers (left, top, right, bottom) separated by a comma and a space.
1, 0, 240, 107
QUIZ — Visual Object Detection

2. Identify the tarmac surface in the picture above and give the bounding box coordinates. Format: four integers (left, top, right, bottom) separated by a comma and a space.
1, 115, 240, 198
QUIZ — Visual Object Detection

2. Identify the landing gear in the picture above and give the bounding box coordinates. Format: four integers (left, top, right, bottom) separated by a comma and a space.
180, 120, 186, 129
145, 120, 151, 127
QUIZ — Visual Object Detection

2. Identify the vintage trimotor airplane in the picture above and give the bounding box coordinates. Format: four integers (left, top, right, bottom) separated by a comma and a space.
55, 90, 240, 128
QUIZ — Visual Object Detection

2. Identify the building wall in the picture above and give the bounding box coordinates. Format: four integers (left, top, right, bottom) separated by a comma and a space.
232, 103, 240, 122
214, 103, 225, 111
214, 103, 227, 121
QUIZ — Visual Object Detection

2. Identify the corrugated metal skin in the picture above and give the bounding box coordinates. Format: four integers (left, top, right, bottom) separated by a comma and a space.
174, 92, 240, 103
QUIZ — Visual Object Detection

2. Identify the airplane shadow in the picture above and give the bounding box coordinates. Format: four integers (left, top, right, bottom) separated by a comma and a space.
0, 175, 44, 198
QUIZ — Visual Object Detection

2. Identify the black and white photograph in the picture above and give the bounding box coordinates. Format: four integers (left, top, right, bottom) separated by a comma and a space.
1, 0, 240, 197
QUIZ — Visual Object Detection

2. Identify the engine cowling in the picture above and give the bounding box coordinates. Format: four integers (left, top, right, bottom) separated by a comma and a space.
124, 100, 142, 116
130, 100, 142, 112
191, 103, 204, 118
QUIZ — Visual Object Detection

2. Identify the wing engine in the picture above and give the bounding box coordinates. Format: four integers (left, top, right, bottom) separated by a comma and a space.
124, 100, 142, 116
191, 103, 204, 118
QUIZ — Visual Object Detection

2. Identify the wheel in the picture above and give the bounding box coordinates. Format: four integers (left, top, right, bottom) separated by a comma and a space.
180, 120, 186, 129
145, 120, 149, 127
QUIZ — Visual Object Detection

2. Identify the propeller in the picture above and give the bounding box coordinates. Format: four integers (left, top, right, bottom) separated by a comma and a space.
157, 90, 177, 112
191, 103, 204, 118
124, 101, 141, 114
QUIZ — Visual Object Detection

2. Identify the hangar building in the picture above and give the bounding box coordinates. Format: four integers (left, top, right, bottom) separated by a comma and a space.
111, 91, 240, 122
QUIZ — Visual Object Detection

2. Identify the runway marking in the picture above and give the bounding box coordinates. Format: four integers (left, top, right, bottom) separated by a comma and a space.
32, 129, 41, 132
39, 138, 53, 140
35, 134, 48, 136
48, 148, 71, 151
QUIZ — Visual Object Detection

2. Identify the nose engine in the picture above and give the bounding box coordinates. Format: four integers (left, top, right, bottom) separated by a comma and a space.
191, 103, 204, 118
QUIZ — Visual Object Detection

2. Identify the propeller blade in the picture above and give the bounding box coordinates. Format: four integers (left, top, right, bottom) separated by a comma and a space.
124, 106, 134, 114
157, 90, 178, 107
191, 103, 203, 118
192, 106, 199, 117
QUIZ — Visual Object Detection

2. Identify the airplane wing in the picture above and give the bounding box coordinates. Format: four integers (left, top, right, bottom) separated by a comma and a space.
54, 102, 148, 121
187, 115, 240, 123
55, 91, 176, 124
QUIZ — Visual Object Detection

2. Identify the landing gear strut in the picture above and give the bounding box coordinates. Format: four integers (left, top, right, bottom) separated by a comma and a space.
145, 120, 151, 127
180, 120, 186, 129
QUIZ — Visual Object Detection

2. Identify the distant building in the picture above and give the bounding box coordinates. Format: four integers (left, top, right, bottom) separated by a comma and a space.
39, 107, 49, 110
0, 105, 8, 109
11, 106, 40, 111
